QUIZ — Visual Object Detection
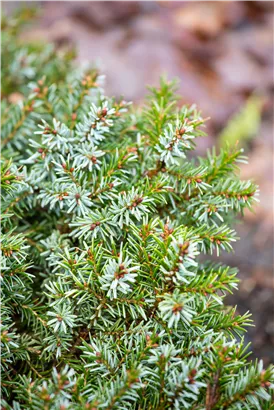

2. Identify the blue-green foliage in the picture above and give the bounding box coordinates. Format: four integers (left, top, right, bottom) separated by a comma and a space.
1, 10, 273, 410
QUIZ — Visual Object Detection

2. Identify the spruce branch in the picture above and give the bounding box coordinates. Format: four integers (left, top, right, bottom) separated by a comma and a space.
1, 13, 273, 409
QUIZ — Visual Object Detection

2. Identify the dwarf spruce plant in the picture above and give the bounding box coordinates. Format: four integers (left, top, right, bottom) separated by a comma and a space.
1, 9, 273, 410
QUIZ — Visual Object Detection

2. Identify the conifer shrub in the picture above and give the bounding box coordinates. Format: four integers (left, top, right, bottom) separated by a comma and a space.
1, 10, 273, 410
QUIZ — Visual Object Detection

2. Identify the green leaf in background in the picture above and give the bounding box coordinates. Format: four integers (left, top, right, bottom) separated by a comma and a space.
219, 95, 263, 148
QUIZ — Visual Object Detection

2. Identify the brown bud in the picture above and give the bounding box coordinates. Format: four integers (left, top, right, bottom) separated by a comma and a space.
172, 304, 183, 314
189, 369, 197, 377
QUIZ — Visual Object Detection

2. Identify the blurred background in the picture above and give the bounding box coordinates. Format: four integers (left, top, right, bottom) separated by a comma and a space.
3, 1, 274, 364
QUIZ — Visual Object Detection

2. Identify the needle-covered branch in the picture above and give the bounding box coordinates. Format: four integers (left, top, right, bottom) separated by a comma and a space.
1, 11, 273, 410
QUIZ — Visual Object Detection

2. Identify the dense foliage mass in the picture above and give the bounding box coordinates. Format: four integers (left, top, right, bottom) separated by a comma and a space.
1, 10, 273, 410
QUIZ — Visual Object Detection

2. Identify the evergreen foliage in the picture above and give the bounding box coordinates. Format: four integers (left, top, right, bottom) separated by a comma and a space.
1, 10, 273, 410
